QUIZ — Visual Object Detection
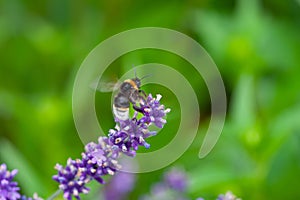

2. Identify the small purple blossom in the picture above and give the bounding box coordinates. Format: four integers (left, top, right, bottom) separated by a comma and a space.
103, 159, 137, 200
20, 193, 43, 200
164, 168, 188, 192
140, 168, 189, 200
0, 164, 21, 200
217, 191, 241, 200
108, 127, 140, 157
140, 168, 241, 200
140, 182, 189, 200
103, 171, 136, 200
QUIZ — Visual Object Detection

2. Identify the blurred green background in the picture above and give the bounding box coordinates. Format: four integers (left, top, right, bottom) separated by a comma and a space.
1, 0, 300, 199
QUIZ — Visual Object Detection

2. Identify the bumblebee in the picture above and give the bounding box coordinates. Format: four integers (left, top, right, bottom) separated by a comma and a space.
113, 77, 146, 120
91, 72, 150, 120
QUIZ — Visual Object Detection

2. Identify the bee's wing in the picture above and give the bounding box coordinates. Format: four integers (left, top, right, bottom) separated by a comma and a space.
90, 79, 122, 92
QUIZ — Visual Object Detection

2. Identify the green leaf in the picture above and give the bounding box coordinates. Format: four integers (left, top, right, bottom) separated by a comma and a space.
230, 74, 256, 131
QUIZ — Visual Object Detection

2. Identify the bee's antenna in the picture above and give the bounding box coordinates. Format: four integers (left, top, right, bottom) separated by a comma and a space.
132, 65, 151, 80
140, 74, 152, 80
134, 68, 137, 78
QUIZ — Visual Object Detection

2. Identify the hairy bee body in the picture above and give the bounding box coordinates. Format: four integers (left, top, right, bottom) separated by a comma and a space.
113, 78, 144, 120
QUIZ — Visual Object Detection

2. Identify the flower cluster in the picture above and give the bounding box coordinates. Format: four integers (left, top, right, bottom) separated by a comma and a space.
109, 94, 170, 156
0, 164, 42, 200
0, 164, 20, 200
52, 94, 170, 200
140, 168, 241, 200
164, 168, 188, 192
103, 167, 136, 200
140, 167, 189, 200
0, 90, 243, 200
53, 136, 122, 199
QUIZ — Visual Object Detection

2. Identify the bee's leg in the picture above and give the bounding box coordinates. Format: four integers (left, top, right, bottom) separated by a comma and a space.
131, 112, 138, 122
138, 90, 148, 106
139, 89, 147, 98
132, 103, 144, 113
127, 94, 143, 113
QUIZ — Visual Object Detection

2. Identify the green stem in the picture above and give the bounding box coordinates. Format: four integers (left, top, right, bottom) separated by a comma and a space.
46, 189, 62, 200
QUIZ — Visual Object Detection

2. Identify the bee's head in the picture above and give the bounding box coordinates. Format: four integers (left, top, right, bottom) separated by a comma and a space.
132, 71, 151, 89
132, 77, 141, 88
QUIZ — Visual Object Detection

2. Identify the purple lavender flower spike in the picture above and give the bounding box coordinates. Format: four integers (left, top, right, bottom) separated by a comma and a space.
52, 159, 90, 200
164, 168, 188, 192
117, 119, 152, 150
109, 94, 170, 155
103, 171, 136, 200
140, 168, 189, 200
103, 158, 137, 200
140, 182, 188, 200
82, 138, 121, 183
141, 94, 170, 128
0, 164, 21, 200
53, 93, 170, 200
53, 138, 122, 199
